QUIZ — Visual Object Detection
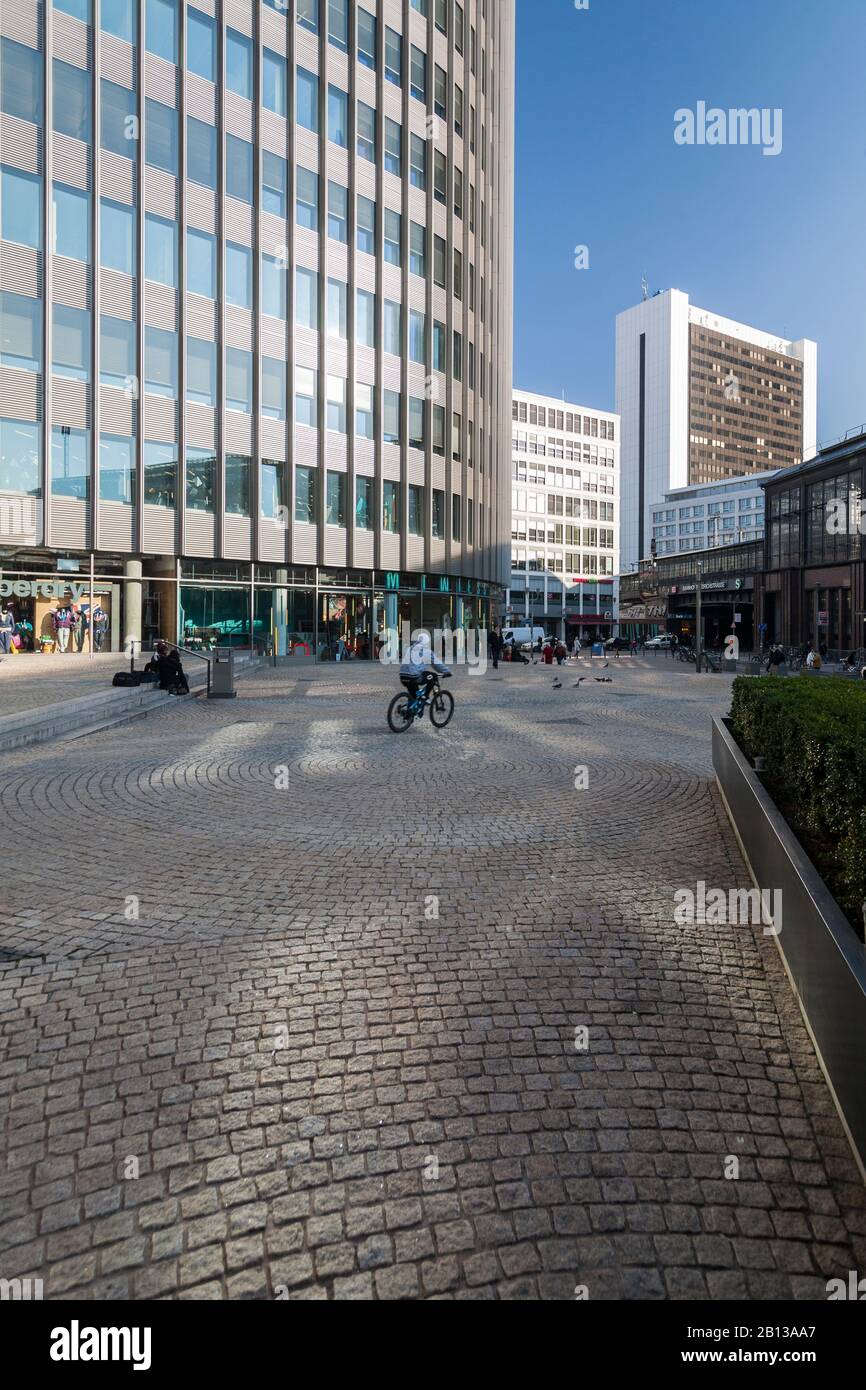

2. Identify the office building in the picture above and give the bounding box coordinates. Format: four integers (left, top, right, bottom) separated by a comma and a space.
0, 0, 515, 656
616, 288, 817, 573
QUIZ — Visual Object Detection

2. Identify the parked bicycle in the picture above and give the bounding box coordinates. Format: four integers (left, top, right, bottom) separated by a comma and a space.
387, 673, 455, 733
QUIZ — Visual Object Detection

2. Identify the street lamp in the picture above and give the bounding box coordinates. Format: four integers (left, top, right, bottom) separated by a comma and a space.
695, 559, 704, 673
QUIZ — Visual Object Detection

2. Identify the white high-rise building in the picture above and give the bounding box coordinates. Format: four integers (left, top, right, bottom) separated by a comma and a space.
615, 288, 817, 573
507, 389, 619, 640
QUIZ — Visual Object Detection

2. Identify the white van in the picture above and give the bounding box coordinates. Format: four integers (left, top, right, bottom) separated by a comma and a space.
502, 626, 547, 651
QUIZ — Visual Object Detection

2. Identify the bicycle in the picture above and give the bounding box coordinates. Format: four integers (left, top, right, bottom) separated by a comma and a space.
387, 674, 455, 734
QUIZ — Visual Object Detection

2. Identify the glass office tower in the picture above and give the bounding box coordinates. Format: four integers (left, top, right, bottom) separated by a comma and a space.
0, 0, 515, 656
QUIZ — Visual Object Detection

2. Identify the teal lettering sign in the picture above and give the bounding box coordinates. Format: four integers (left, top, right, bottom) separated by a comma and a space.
439, 577, 450, 593
385, 572, 400, 591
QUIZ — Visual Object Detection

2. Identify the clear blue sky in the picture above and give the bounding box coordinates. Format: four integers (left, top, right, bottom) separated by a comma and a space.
513, 0, 866, 444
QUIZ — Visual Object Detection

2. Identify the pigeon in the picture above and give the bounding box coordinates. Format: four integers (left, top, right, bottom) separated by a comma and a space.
602, 662, 610, 668
552, 681, 562, 690
573, 678, 586, 688
595, 677, 613, 684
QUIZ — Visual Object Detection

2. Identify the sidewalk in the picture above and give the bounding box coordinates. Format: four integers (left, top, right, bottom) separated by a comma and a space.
0, 653, 126, 716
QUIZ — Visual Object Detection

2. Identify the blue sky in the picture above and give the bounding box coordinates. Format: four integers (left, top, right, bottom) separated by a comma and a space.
513, 0, 866, 444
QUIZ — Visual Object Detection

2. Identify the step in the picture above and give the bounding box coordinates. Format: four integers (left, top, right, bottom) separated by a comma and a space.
0, 652, 260, 753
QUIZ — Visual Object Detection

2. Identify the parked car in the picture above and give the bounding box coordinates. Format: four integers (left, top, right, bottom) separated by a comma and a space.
644, 634, 674, 649
604, 637, 630, 651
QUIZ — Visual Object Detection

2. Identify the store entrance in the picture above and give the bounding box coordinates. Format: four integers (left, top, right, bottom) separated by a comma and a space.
318, 592, 373, 661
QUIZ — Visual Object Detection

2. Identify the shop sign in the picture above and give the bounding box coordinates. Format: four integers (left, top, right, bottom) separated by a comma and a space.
818, 611, 830, 626
0, 579, 92, 601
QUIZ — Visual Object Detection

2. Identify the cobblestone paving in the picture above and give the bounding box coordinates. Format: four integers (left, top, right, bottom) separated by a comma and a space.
1, 658, 864, 1300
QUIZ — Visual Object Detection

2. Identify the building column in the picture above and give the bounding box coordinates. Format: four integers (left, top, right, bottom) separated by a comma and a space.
274, 568, 288, 657
124, 559, 143, 656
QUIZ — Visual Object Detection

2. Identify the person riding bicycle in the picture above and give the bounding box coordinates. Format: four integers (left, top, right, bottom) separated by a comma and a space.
399, 631, 452, 707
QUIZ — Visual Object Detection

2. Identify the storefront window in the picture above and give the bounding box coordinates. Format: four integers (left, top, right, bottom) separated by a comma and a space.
51, 425, 90, 500
180, 585, 249, 648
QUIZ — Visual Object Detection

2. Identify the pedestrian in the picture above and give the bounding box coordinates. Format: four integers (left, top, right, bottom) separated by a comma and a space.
0, 603, 14, 655
490, 624, 502, 671
555, 640, 567, 667
767, 644, 784, 676
574, 637, 582, 662
631, 638, 638, 656
542, 640, 554, 666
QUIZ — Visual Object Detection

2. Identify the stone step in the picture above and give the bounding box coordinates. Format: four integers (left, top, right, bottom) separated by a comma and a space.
0, 652, 260, 753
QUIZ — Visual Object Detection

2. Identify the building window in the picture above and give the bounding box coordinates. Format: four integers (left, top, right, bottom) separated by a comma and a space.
145, 98, 177, 175
187, 9, 216, 81
356, 475, 373, 529
262, 254, 287, 319
100, 198, 135, 274
53, 183, 90, 262
356, 289, 375, 349
101, 80, 136, 160
187, 116, 216, 188
186, 337, 216, 407
408, 484, 424, 535
384, 209, 402, 265
410, 222, 426, 278
99, 314, 134, 389
432, 489, 445, 538
1, 38, 44, 125
385, 27, 402, 86
226, 242, 252, 309
358, 8, 377, 69
186, 447, 216, 513
295, 367, 318, 427
145, 213, 177, 286
143, 441, 177, 509
226, 348, 252, 414
326, 375, 347, 433
326, 470, 346, 525
410, 134, 427, 190
100, 433, 135, 505
328, 181, 349, 243
51, 425, 90, 501
261, 459, 285, 521
296, 167, 319, 230
295, 466, 316, 525
295, 267, 319, 330
225, 454, 250, 516
226, 134, 253, 203
327, 0, 348, 50
53, 304, 91, 382
384, 117, 402, 176
263, 151, 287, 218
357, 195, 375, 254
327, 279, 348, 340
297, 69, 319, 132
226, 28, 252, 99
187, 229, 216, 299
410, 45, 427, 101
383, 300, 401, 356
409, 309, 426, 365
357, 101, 376, 162
54, 58, 91, 143
383, 480, 400, 532
145, 0, 177, 62
328, 86, 348, 147
1, 166, 41, 249
262, 357, 286, 421
0, 417, 41, 495
263, 48, 287, 117
452, 494, 461, 543
297, 0, 318, 33
356, 383, 374, 439
383, 391, 401, 446
409, 399, 425, 452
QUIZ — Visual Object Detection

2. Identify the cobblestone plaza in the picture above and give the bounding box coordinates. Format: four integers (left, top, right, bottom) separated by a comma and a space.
1, 659, 864, 1300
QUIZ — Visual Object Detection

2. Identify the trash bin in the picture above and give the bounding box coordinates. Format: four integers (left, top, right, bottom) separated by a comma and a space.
209, 647, 237, 699
592, 642, 604, 658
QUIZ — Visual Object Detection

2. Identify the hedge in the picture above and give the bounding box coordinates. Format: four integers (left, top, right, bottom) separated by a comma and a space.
729, 676, 866, 939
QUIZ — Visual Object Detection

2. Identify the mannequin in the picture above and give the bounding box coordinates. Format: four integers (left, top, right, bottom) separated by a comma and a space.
53, 604, 74, 652
92, 605, 108, 652
74, 605, 89, 652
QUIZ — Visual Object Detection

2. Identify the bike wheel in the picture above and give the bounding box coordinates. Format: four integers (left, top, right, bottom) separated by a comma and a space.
429, 689, 455, 729
387, 693, 415, 734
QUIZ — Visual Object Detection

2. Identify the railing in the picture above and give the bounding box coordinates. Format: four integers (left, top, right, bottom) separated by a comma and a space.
175, 646, 213, 697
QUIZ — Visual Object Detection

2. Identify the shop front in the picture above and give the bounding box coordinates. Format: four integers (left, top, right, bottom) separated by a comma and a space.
0, 569, 120, 654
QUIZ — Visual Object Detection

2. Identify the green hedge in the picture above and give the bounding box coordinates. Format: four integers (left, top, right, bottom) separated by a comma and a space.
729, 677, 866, 939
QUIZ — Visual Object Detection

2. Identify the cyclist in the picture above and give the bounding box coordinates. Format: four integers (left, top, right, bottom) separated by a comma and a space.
399, 630, 452, 709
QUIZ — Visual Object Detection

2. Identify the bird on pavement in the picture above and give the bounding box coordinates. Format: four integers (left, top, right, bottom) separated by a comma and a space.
595, 677, 613, 684
552, 680, 562, 690
573, 678, 586, 687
